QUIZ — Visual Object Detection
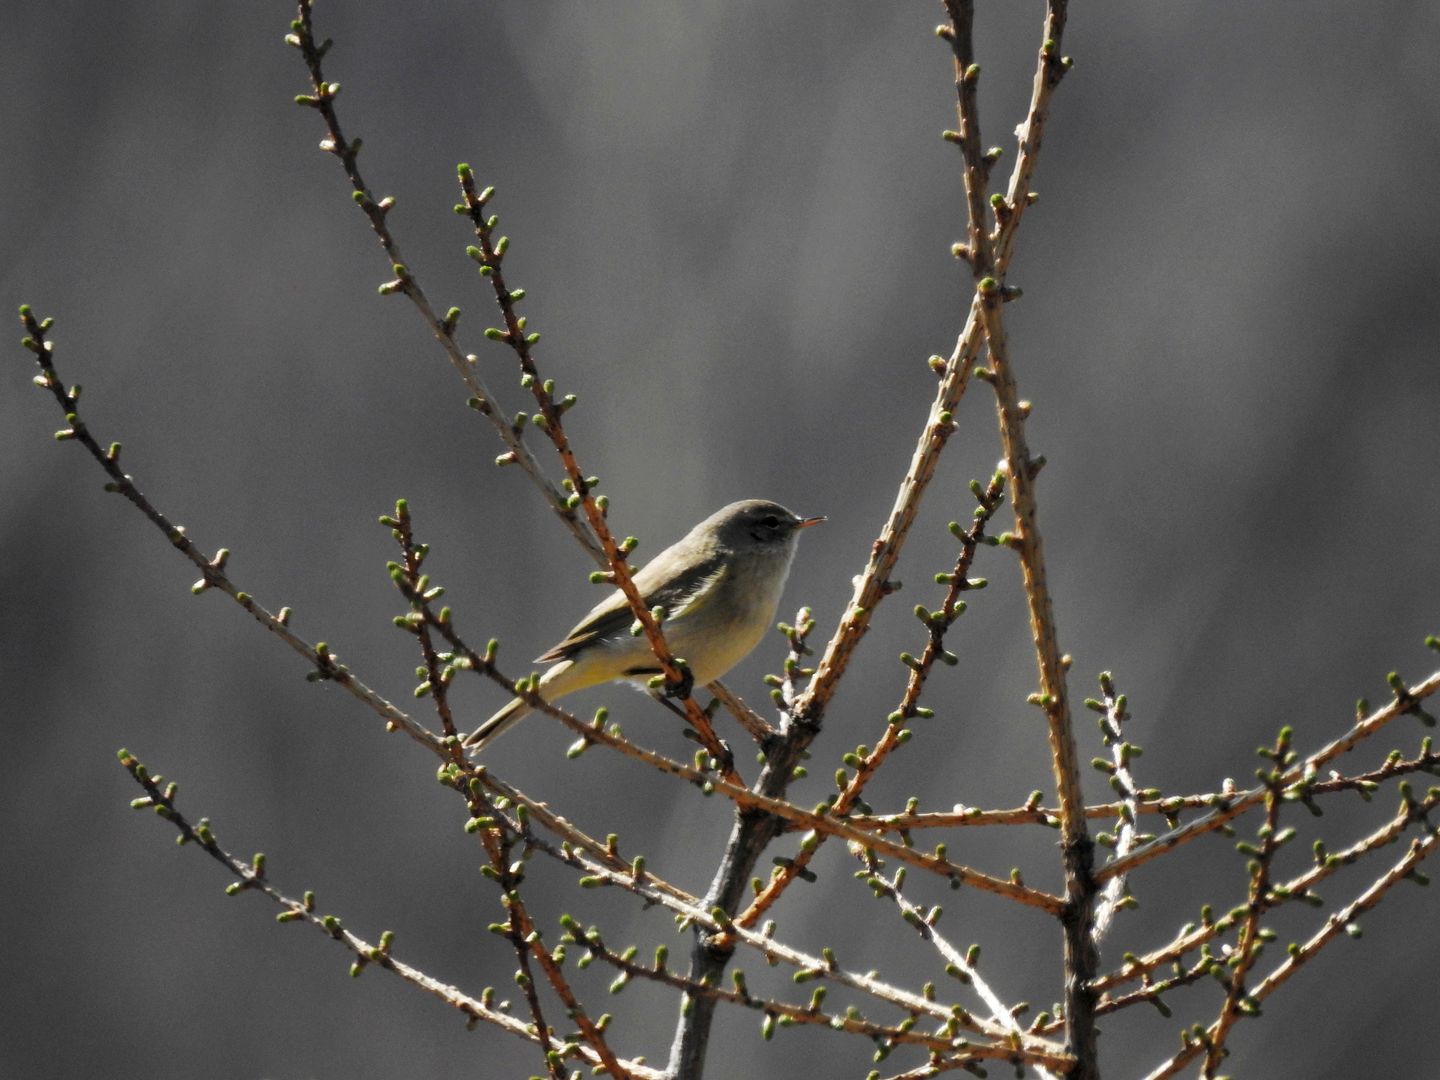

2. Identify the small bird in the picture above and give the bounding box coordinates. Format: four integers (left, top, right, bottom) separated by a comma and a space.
465, 499, 824, 753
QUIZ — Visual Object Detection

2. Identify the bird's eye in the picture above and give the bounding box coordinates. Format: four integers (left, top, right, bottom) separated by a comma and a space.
761, 514, 779, 528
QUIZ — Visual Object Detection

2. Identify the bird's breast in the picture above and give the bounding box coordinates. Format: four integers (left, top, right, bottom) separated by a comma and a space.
665, 546, 795, 684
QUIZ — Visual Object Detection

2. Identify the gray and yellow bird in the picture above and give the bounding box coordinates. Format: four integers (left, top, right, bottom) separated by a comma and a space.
465, 499, 823, 753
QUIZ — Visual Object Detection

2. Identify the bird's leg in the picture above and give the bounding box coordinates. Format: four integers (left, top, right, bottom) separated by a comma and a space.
663, 661, 695, 703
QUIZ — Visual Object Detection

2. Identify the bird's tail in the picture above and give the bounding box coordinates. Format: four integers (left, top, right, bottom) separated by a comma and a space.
464, 694, 532, 754
465, 658, 582, 755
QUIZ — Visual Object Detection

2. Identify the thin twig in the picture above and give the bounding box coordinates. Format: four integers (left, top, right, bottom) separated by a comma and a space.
286, 3, 599, 562
1091, 674, 1140, 943
705, 680, 777, 743
117, 750, 659, 1078
850, 743, 1440, 831
1201, 731, 1290, 1076
1097, 670, 1440, 882
1091, 781, 1440, 997
941, 0, 1092, 1069
575, 927, 1071, 1072
464, 771, 1072, 1060
794, 1, 1068, 727
384, 514, 629, 1078
867, 859, 1063, 1080
453, 167, 742, 782
19, 310, 442, 754
1140, 822, 1440, 1080
670, 7, 1077, 1073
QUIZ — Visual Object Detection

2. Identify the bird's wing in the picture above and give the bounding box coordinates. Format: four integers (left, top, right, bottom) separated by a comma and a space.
664, 561, 731, 619
534, 555, 728, 664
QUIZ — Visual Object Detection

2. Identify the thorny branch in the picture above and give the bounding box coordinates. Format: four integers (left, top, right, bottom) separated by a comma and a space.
1097, 670, 1440, 883
286, 4, 599, 563
1142, 820, 1440, 1080
386, 504, 629, 1079
115, 749, 662, 1079
941, 0, 1095, 1072
20, 308, 443, 756
1090, 674, 1141, 943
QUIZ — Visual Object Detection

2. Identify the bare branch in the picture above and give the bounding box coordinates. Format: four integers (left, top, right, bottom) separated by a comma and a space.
1088, 777, 1440, 996
866, 859, 1064, 1080
1091, 674, 1141, 942
939, 0, 1092, 1069
116, 750, 659, 1078
19, 309, 442, 755
1200, 731, 1291, 1075
1141, 821, 1440, 1080
1097, 670, 1440, 882
285, 4, 599, 562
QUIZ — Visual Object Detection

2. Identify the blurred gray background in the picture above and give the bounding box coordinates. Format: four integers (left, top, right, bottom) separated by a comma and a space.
4, 3, 1439, 1078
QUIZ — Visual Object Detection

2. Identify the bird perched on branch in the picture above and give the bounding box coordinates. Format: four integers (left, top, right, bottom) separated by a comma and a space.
466, 499, 824, 753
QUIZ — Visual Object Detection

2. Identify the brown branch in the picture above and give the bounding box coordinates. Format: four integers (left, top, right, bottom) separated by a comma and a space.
939, 0, 997, 280
290, 0, 742, 776
851, 738, 1440, 832
978, 244, 1094, 1057
467, 772, 1069, 1059
478, 824, 565, 1080
1140, 822, 1440, 1080
22, 325, 653, 1077
865, 860, 1064, 1080
479, 823, 630, 1080
117, 750, 659, 1078
381, 525, 630, 1079
19, 309, 443, 755
705, 680, 777, 743
285, 3, 599, 563
575, 927, 1073, 1073
290, 1, 765, 737
794, 0, 1070, 727
1097, 670, 1440, 882
1091, 786, 1440, 1004
940, 0, 1091, 1069
1201, 731, 1291, 1076
671, 6, 1077, 1071
21, 315, 1058, 1069
385, 499, 462, 741
388, 586, 1068, 1071
420, 605, 1064, 909
661, 616, 827, 1078
553, 714, 1065, 908
876, 1063, 983, 1080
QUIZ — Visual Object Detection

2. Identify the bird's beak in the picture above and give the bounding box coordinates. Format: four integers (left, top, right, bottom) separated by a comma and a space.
796, 515, 827, 529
